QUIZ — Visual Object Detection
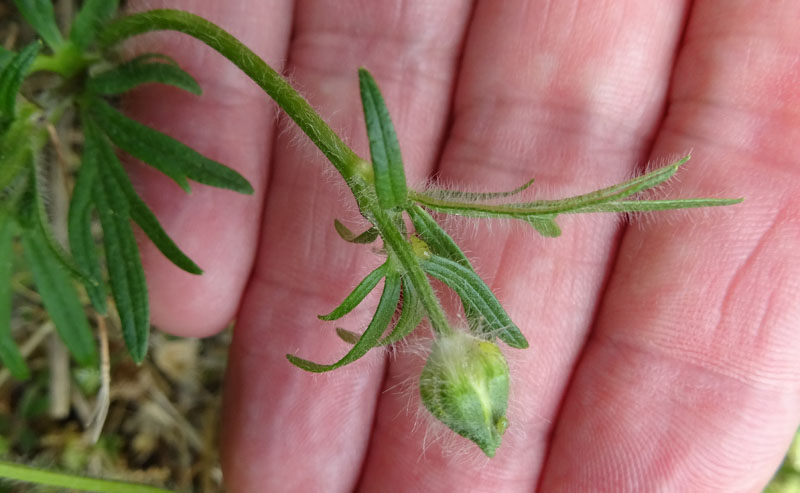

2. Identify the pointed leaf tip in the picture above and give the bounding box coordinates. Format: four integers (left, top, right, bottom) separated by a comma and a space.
334, 219, 379, 244
291, 273, 402, 372
358, 68, 408, 210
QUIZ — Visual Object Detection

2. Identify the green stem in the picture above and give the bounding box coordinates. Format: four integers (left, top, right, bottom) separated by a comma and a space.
0, 460, 170, 493
29, 42, 88, 78
100, 8, 452, 338
98, 9, 368, 183
371, 207, 452, 336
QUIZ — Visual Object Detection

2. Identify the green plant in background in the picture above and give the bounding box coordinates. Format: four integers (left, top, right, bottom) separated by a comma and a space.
0, 1, 743, 489
768, 430, 800, 493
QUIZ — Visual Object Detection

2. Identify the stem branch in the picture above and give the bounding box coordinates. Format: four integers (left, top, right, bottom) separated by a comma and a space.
99, 9, 366, 183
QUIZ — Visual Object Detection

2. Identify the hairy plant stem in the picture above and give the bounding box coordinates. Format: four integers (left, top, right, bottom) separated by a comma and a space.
409, 190, 742, 216
370, 207, 452, 336
99, 9, 453, 336
99, 9, 367, 184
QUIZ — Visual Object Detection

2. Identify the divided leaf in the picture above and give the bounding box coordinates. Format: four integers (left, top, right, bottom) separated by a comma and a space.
421, 255, 528, 349
21, 226, 97, 367
333, 219, 378, 244
358, 68, 407, 210
378, 280, 423, 345
88, 56, 201, 95
99, 127, 202, 274
0, 216, 30, 379
88, 98, 252, 194
88, 125, 149, 363
538, 156, 692, 214
318, 262, 387, 321
287, 272, 402, 372
409, 156, 720, 220
0, 42, 41, 131
12, 0, 63, 49
69, 0, 119, 50
410, 156, 740, 237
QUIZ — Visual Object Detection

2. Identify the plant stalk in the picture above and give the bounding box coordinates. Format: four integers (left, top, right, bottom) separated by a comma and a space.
100, 9, 453, 337
99, 9, 367, 184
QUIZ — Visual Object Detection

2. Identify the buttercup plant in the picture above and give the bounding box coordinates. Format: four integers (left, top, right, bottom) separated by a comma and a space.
0, 3, 742, 486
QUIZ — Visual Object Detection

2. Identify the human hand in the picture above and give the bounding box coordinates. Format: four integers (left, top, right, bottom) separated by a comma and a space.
126, 1, 800, 491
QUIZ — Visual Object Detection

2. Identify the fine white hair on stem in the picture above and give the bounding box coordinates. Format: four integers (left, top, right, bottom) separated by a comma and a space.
409, 150, 728, 239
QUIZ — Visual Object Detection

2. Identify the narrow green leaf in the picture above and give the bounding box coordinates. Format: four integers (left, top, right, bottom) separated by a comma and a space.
336, 280, 425, 347
358, 68, 407, 209
526, 216, 561, 237
408, 155, 696, 219
29, 162, 95, 286
408, 205, 481, 326
88, 98, 253, 194
0, 42, 41, 131
12, 0, 64, 49
426, 177, 536, 202
0, 216, 30, 379
379, 280, 424, 345
569, 197, 744, 213
21, 227, 97, 367
69, 0, 119, 50
318, 262, 388, 321
88, 56, 201, 95
408, 205, 472, 269
94, 124, 202, 275
421, 255, 528, 349
287, 273, 402, 372
67, 133, 107, 313
335, 328, 360, 345
333, 219, 378, 244
91, 151, 149, 363
86, 99, 187, 192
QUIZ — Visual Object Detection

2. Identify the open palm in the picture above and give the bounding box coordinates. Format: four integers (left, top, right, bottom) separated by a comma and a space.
125, 1, 799, 491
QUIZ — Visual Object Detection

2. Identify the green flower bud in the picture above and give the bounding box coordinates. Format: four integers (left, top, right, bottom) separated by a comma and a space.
419, 332, 510, 457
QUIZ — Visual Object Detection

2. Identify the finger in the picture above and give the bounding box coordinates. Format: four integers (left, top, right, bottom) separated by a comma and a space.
359, 0, 690, 490
541, 1, 800, 490
123, 0, 293, 336
220, 2, 474, 490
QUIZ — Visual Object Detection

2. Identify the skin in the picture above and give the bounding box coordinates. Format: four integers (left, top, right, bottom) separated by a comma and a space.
126, 0, 800, 491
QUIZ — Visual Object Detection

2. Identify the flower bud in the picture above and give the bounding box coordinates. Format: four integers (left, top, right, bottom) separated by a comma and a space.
419, 332, 510, 457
